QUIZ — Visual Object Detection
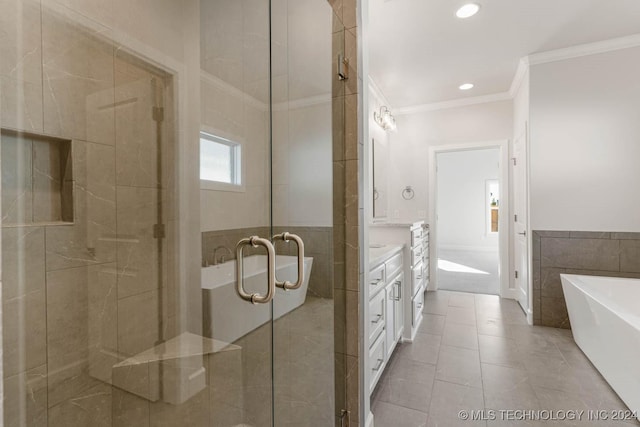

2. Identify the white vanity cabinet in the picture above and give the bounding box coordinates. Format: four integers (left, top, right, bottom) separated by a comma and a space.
370, 221, 430, 342
386, 272, 403, 358
367, 246, 404, 393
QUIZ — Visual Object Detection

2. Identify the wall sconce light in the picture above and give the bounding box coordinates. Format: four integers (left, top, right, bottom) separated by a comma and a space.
374, 106, 397, 131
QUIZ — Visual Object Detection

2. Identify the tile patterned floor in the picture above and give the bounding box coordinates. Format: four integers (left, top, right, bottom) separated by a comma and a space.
371, 290, 640, 426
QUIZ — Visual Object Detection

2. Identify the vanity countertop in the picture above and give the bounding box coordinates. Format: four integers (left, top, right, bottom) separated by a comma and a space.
369, 244, 404, 269
370, 221, 428, 228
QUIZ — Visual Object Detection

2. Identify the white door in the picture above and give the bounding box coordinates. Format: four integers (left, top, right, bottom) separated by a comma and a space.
513, 125, 529, 313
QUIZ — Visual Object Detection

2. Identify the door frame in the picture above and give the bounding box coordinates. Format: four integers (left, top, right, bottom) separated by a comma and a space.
428, 140, 515, 299
512, 122, 533, 324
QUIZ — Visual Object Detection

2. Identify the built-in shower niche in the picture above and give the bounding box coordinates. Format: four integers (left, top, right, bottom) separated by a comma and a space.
1, 129, 73, 225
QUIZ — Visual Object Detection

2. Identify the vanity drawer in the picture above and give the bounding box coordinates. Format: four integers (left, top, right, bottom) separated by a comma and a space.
369, 290, 386, 344
369, 331, 386, 393
422, 263, 430, 285
412, 289, 424, 327
385, 252, 403, 279
411, 227, 423, 247
411, 262, 424, 297
411, 245, 424, 267
369, 263, 386, 297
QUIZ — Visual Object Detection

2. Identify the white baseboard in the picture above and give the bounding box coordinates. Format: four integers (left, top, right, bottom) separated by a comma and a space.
526, 310, 534, 325
439, 245, 499, 253
501, 287, 519, 300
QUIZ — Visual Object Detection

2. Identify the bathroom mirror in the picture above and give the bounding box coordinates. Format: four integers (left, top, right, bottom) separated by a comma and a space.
372, 138, 388, 219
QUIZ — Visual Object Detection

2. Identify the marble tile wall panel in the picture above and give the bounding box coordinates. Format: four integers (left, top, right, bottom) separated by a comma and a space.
114, 54, 163, 189
1, 132, 73, 225
620, 239, 640, 273
0, 0, 44, 133
2, 288, 47, 378
208, 347, 245, 427
47, 382, 112, 427
1, 134, 34, 224
41, 6, 115, 145
45, 140, 116, 271
116, 187, 162, 299
330, 0, 361, 422
112, 387, 150, 427
533, 230, 640, 329
32, 138, 64, 222
3, 364, 48, 427
87, 263, 118, 384
46, 265, 112, 407
117, 289, 161, 358
1, 227, 45, 300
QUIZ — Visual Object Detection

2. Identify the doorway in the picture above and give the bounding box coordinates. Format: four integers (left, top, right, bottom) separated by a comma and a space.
429, 141, 510, 297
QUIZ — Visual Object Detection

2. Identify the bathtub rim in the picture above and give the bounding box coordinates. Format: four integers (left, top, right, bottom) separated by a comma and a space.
201, 254, 314, 290
560, 273, 640, 331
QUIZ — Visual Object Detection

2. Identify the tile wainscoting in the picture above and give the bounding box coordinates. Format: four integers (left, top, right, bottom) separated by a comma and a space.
532, 230, 640, 328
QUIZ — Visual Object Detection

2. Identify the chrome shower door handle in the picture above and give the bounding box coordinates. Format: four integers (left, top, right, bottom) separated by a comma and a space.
273, 232, 305, 290
236, 236, 276, 304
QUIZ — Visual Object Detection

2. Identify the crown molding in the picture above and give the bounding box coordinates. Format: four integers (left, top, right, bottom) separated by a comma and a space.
509, 57, 530, 97
272, 93, 331, 111
201, 70, 331, 113
368, 75, 393, 108
527, 33, 640, 66
391, 33, 640, 115
200, 70, 267, 111
395, 91, 511, 116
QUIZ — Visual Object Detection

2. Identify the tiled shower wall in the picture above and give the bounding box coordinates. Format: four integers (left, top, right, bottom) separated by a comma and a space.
1, 3, 179, 425
532, 230, 640, 328
202, 226, 334, 298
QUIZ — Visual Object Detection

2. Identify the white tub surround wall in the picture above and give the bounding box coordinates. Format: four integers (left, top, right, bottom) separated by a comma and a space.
529, 46, 640, 233
561, 274, 640, 415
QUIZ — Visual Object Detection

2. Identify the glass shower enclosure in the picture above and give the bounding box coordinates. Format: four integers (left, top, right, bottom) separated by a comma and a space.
0, 0, 347, 425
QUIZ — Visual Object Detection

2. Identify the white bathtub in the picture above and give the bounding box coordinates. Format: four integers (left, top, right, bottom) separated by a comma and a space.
202, 254, 313, 344
561, 274, 640, 415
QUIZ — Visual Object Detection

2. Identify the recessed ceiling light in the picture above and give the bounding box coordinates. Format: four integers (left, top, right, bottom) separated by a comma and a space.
456, 3, 480, 19
459, 83, 474, 90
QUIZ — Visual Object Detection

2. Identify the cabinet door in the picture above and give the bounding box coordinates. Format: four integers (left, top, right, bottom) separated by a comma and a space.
369, 290, 386, 344
385, 285, 395, 359
393, 275, 404, 341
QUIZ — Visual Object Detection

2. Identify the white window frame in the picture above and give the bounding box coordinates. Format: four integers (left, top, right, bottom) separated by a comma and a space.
199, 129, 245, 192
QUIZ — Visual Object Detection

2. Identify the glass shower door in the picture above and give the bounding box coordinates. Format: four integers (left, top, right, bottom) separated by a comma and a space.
1, 0, 341, 425
270, 0, 338, 425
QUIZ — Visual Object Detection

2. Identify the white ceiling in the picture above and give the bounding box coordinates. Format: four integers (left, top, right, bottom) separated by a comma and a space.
369, 0, 640, 108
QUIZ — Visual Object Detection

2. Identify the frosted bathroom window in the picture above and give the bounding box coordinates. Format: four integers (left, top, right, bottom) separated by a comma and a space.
200, 132, 242, 189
